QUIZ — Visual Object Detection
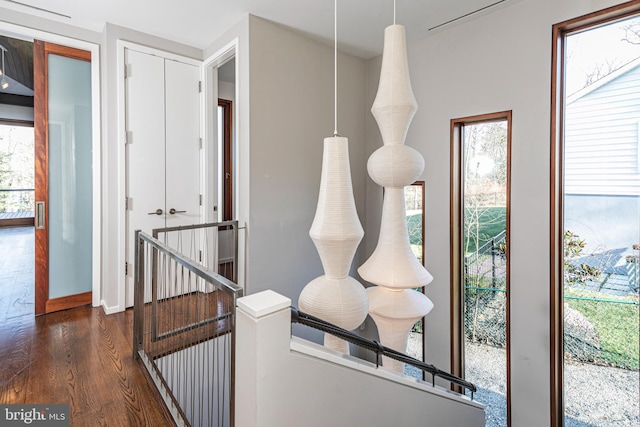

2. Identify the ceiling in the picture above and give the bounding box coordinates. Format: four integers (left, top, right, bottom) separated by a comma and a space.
0, 0, 516, 59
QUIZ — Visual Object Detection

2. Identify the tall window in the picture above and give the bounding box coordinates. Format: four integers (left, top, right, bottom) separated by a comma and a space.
0, 122, 34, 222
405, 181, 425, 378
451, 112, 511, 427
552, 4, 640, 426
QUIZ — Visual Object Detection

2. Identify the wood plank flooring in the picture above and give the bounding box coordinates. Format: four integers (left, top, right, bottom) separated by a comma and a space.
0, 226, 175, 426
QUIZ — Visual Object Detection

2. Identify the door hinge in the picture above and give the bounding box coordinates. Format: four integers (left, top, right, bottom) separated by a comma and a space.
198, 81, 202, 93
125, 63, 132, 78
199, 250, 202, 263
199, 137, 203, 149
125, 197, 130, 210
199, 194, 203, 206
125, 131, 132, 145
125, 262, 129, 276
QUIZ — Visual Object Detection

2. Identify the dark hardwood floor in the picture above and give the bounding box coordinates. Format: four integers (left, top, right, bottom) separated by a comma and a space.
0, 226, 175, 426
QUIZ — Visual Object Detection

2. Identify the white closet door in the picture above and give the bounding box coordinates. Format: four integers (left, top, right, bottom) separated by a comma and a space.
125, 49, 166, 307
125, 50, 202, 306
164, 58, 201, 265
164, 58, 202, 295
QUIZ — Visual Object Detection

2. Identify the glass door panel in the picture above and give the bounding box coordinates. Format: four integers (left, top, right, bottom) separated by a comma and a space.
47, 53, 92, 299
34, 40, 92, 314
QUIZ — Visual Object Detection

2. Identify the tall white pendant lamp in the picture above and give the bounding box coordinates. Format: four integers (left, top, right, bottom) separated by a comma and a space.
298, 0, 368, 354
358, 2, 434, 372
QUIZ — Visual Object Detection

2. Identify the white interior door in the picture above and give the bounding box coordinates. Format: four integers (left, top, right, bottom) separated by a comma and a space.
165, 59, 201, 261
125, 49, 165, 307
125, 48, 201, 307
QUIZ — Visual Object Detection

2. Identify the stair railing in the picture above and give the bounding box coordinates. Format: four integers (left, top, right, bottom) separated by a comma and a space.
291, 307, 477, 399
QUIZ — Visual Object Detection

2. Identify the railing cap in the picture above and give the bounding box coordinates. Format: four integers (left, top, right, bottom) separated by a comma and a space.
237, 290, 291, 318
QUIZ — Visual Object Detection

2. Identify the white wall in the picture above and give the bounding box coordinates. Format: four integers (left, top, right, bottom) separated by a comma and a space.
246, 17, 367, 307
0, 7, 100, 44
362, 0, 630, 425
236, 290, 485, 427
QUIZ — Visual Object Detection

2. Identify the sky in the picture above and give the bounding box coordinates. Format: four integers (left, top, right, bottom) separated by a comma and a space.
565, 15, 640, 96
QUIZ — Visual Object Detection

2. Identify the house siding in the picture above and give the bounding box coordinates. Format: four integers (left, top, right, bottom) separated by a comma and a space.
565, 62, 640, 196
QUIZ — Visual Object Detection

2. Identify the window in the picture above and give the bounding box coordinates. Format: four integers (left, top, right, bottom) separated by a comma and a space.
0, 121, 34, 225
451, 112, 511, 427
405, 181, 425, 378
552, 4, 640, 426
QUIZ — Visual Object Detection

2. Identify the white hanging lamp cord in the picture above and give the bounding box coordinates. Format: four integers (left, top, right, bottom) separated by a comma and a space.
333, 0, 338, 137
394, 0, 396, 25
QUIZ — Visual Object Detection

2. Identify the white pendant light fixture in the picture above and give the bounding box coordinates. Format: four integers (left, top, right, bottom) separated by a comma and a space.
298, 0, 368, 355
358, 0, 434, 372
0, 45, 8, 90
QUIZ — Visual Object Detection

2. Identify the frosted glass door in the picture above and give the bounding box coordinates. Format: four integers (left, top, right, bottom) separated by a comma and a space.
47, 53, 92, 299
35, 41, 93, 314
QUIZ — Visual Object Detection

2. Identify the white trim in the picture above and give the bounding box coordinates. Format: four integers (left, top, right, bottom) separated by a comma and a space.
116, 39, 127, 312
101, 301, 122, 315
202, 38, 247, 292
0, 21, 102, 310
120, 41, 201, 67
203, 38, 237, 224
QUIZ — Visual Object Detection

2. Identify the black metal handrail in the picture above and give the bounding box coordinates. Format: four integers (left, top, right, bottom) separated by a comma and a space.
291, 307, 477, 399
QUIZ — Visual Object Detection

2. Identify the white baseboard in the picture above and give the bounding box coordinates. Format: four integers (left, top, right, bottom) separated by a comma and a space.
102, 300, 124, 314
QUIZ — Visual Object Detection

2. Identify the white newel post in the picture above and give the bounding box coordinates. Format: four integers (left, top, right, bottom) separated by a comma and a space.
236, 290, 292, 427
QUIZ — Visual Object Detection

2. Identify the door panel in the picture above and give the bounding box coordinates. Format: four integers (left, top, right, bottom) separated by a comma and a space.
34, 41, 93, 315
125, 49, 166, 307
124, 49, 201, 307
164, 58, 201, 253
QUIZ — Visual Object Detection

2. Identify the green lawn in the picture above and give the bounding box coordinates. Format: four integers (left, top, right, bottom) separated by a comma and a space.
406, 213, 422, 246
406, 206, 506, 252
464, 206, 506, 253
565, 288, 639, 370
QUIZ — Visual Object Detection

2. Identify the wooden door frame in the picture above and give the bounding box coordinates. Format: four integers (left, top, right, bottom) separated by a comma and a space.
34, 40, 92, 314
219, 98, 233, 221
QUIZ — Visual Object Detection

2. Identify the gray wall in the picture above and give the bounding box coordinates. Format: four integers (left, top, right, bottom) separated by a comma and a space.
246, 17, 367, 305
363, 0, 632, 425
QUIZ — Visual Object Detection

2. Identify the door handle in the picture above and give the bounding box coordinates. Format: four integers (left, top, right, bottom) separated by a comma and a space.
36, 201, 45, 229
169, 208, 186, 215
148, 209, 163, 215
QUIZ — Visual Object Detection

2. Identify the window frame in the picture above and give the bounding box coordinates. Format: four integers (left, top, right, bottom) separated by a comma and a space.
550, 2, 640, 426
450, 111, 512, 424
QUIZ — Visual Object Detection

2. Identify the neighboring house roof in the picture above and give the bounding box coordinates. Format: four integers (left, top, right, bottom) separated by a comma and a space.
567, 56, 640, 105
